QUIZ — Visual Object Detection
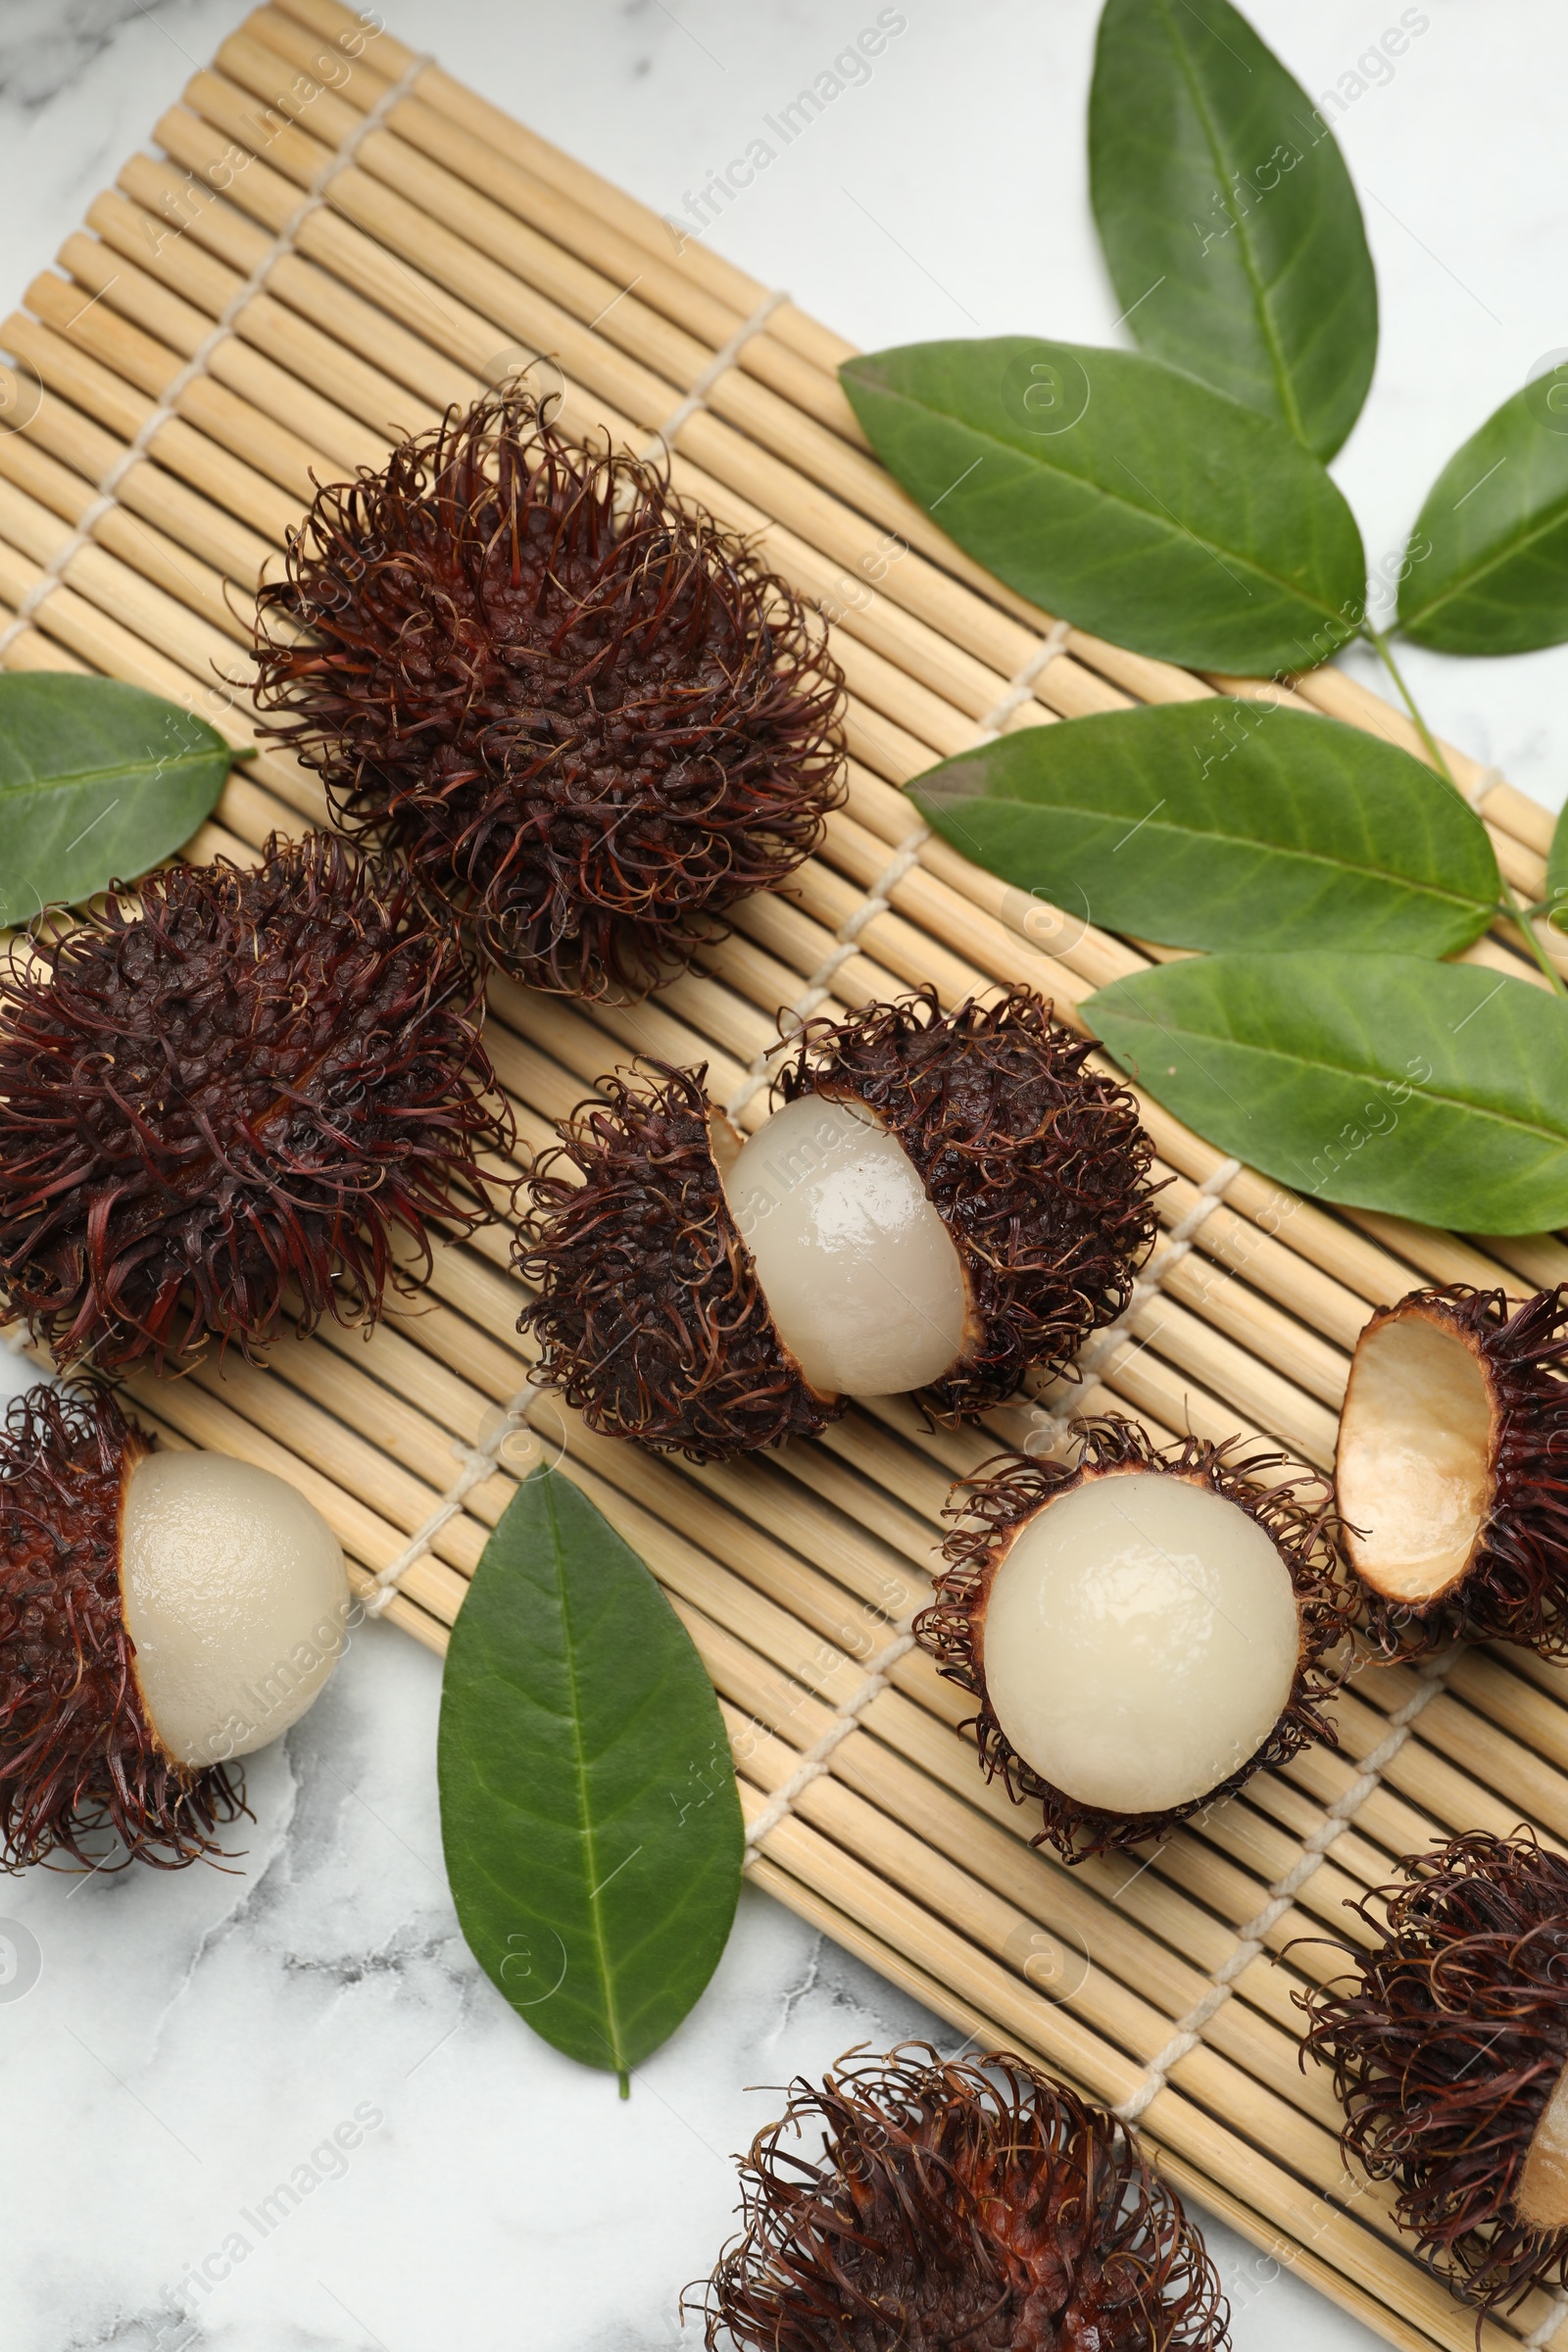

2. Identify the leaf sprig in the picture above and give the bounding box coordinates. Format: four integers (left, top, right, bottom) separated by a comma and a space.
845, 0, 1568, 1236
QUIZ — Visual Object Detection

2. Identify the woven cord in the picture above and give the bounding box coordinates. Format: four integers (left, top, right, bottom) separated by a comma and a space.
641, 289, 787, 457
724, 618, 1074, 1120
0, 48, 435, 667
1113, 1649, 1459, 2125
1524, 2285, 1568, 2350
362, 1372, 543, 1619
1021, 1154, 1243, 1455
366, 291, 794, 1619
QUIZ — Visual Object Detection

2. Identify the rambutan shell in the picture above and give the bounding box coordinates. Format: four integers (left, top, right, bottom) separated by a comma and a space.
779, 988, 1159, 1419
0, 830, 514, 1373
1337, 1284, 1568, 1655
515, 1061, 833, 1462
0, 1384, 245, 1870
1299, 1828, 1568, 2311
251, 391, 846, 997
693, 2041, 1229, 2350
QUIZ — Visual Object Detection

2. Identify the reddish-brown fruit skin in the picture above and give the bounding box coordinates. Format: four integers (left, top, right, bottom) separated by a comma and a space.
515, 1062, 832, 1462
1298, 1831, 1568, 2314
1342, 1285, 1568, 1658
0, 831, 514, 1372
693, 2042, 1229, 2351
917, 1417, 1349, 1861
251, 392, 846, 997
0, 1384, 242, 1869
781, 989, 1158, 1419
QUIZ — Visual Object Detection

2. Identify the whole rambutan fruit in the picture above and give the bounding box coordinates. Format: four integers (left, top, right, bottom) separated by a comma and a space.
693, 2041, 1229, 2350
250, 391, 846, 997
514, 990, 1156, 1462
1336, 1284, 1568, 1656
0, 830, 514, 1373
0, 1381, 349, 1869
916, 1417, 1349, 1860
1299, 1830, 1568, 2314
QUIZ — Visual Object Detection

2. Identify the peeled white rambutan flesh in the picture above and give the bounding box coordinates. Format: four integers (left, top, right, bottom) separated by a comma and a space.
1337, 1306, 1493, 1606
720, 1094, 970, 1397
516, 991, 1160, 1461
0, 1382, 350, 1868
1335, 1284, 1568, 1656
916, 1419, 1348, 1860
980, 1471, 1301, 1816
121, 1449, 350, 1768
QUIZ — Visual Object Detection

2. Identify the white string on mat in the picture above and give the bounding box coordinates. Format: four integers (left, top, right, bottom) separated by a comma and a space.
362, 1371, 541, 1618
1023, 1154, 1243, 1454
640, 288, 787, 458
735, 620, 1086, 1836
1524, 2284, 1568, 2351
744, 1619, 917, 1850
0, 48, 434, 668
1113, 1648, 1459, 2127
723, 619, 1075, 1121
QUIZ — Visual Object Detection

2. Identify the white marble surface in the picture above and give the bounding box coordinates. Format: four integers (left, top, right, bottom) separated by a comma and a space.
0, 4, 1563, 2346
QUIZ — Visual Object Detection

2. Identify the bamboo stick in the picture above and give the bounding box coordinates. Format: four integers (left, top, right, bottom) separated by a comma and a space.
248, 0, 1555, 874
9, 42, 1568, 2346
259, 1, 868, 442
0, 292, 1493, 1475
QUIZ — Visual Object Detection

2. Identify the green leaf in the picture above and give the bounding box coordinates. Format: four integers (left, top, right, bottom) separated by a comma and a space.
0, 676, 231, 927
911, 703, 1498, 958
437, 1468, 743, 2088
1086, 951, 1568, 1233
1398, 372, 1568, 653
1547, 799, 1568, 937
1089, 0, 1377, 461
841, 338, 1365, 675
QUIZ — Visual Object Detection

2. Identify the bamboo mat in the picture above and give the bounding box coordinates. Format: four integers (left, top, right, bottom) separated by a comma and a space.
4, 6, 1568, 2344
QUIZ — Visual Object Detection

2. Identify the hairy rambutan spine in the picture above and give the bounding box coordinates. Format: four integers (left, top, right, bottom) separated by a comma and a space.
0, 1384, 243, 1869
1299, 1830, 1568, 2314
692, 2042, 1229, 2350
0, 831, 514, 1372
780, 988, 1159, 1418
251, 391, 846, 997
516, 1061, 831, 1460
1339, 1284, 1568, 1656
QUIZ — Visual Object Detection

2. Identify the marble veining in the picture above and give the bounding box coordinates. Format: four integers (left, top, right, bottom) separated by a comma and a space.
4, 2, 1567, 2343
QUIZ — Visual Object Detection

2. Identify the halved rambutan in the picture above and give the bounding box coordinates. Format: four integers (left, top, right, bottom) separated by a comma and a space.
773, 989, 1158, 1419
251, 391, 846, 997
0, 1382, 348, 1869
0, 830, 513, 1372
693, 2042, 1228, 2350
1336, 1284, 1568, 1655
1299, 1829, 1568, 2314
516, 1061, 831, 1460
514, 990, 1156, 1461
916, 1417, 1348, 1860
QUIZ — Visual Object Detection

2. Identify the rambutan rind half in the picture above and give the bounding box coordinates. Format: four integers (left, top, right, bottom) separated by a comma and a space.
1299, 1830, 1568, 2313
0, 1384, 243, 1869
780, 988, 1158, 1419
692, 2041, 1229, 2351
0, 830, 514, 1373
917, 1417, 1348, 1860
251, 392, 847, 998
1337, 1283, 1568, 1656
515, 1062, 835, 1462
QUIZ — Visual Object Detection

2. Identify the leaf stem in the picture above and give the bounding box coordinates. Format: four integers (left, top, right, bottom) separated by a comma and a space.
1360, 621, 1568, 1002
